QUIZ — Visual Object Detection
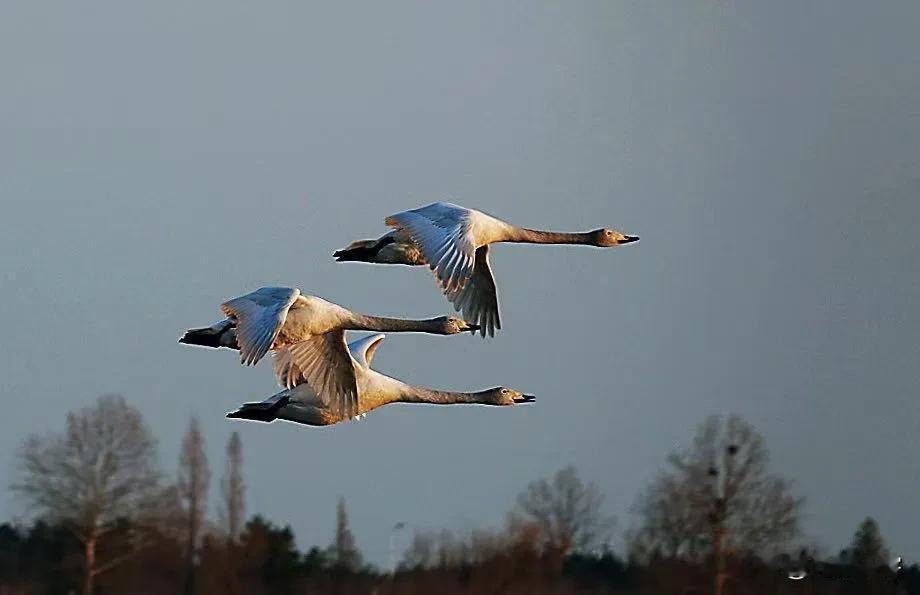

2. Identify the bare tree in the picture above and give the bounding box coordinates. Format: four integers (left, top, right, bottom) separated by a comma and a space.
331, 497, 363, 571
401, 527, 510, 570
178, 417, 210, 595
219, 431, 245, 543
512, 465, 613, 558
11, 395, 160, 595
402, 530, 436, 570
630, 415, 801, 566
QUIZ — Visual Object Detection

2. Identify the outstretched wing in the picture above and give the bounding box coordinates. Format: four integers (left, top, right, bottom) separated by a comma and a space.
221, 287, 300, 366
272, 330, 359, 419
385, 202, 476, 300
452, 245, 500, 337
348, 334, 386, 368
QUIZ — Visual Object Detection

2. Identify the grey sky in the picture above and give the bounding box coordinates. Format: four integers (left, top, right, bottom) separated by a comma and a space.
2, 1, 919, 565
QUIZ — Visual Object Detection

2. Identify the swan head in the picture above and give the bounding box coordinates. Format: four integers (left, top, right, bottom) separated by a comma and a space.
487, 387, 536, 406
592, 228, 639, 247
434, 316, 481, 335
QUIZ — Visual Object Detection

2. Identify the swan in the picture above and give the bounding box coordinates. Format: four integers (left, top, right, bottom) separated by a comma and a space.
226, 333, 535, 426
179, 287, 478, 418
333, 202, 638, 336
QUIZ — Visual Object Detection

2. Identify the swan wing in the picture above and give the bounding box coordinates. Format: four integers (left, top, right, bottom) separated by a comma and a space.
453, 245, 500, 337
220, 287, 300, 366
273, 330, 359, 419
385, 202, 476, 299
348, 334, 387, 368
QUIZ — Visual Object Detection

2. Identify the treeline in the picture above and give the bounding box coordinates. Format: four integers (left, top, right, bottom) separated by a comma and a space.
2, 395, 918, 594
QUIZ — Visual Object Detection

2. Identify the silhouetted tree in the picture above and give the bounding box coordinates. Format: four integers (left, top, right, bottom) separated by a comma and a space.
302, 546, 333, 574
219, 432, 245, 544
512, 465, 613, 559
564, 547, 634, 589
238, 515, 301, 589
0, 520, 80, 593
842, 517, 890, 569
178, 417, 210, 595
630, 415, 801, 564
331, 497, 363, 572
11, 395, 160, 595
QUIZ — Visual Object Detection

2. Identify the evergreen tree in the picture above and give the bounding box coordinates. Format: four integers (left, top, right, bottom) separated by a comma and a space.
842, 517, 889, 569
331, 497, 363, 572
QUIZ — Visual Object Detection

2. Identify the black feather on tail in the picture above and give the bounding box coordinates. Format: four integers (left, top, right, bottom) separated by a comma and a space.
332, 247, 370, 262
333, 236, 395, 262
226, 395, 290, 423
178, 319, 237, 349
179, 327, 223, 348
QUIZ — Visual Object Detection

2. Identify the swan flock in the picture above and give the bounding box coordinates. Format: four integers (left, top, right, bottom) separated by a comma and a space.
181, 202, 637, 427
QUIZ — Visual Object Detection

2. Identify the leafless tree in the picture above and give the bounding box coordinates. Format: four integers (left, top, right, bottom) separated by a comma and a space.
630, 415, 801, 564
11, 395, 161, 595
402, 527, 505, 570
219, 431, 245, 543
402, 530, 436, 570
512, 465, 613, 558
178, 417, 210, 595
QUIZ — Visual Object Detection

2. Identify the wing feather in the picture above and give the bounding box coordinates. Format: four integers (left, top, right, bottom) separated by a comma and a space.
347, 334, 386, 368
272, 331, 359, 419
386, 203, 476, 298
220, 287, 300, 366
452, 245, 500, 337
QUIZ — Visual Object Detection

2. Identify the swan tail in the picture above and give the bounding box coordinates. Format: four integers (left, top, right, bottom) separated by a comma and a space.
226, 395, 290, 423
178, 319, 237, 349
333, 237, 395, 262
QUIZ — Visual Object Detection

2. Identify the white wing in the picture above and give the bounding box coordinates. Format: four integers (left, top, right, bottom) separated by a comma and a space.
453, 245, 500, 337
386, 202, 476, 300
221, 287, 300, 366
272, 330, 359, 419
347, 334, 386, 368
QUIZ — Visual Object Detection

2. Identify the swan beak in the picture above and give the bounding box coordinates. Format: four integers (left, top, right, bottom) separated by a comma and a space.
514, 394, 536, 404
619, 235, 640, 245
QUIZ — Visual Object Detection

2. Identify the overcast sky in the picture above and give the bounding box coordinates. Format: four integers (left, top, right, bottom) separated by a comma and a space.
2, 1, 919, 565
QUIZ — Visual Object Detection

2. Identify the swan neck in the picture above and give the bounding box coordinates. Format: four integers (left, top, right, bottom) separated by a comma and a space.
505, 228, 594, 245
349, 314, 439, 333
399, 385, 489, 404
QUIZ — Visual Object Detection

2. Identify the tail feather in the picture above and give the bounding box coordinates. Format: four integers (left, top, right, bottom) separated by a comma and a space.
333, 237, 395, 262
226, 395, 290, 423
178, 320, 237, 349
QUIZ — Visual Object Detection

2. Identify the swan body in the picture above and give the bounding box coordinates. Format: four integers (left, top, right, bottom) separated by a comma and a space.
226, 333, 535, 427
334, 202, 638, 336
179, 287, 478, 418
